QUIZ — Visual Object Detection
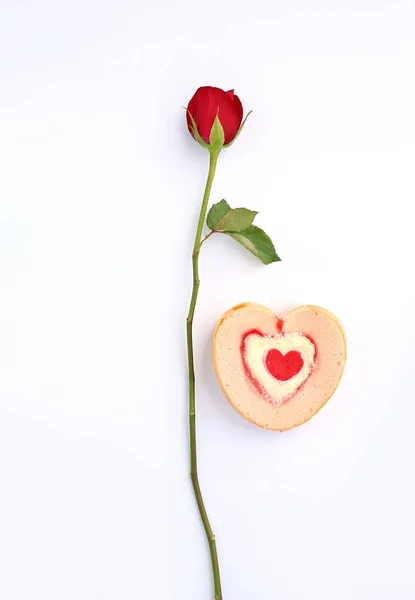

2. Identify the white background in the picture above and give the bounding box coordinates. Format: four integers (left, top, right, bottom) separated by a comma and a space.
1, 1, 415, 598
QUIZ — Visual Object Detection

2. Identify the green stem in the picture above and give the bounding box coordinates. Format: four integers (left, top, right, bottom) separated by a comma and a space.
186, 148, 223, 600
201, 230, 216, 244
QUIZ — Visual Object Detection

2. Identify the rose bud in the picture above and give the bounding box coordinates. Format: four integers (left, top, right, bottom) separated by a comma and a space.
186, 86, 250, 151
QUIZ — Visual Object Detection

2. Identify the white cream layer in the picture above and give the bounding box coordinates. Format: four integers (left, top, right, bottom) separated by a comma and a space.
243, 332, 316, 405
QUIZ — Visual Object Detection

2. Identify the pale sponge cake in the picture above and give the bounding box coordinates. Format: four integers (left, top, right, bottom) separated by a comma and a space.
213, 303, 346, 431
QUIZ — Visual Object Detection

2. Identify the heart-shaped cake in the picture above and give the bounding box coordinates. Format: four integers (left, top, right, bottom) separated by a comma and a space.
213, 303, 346, 430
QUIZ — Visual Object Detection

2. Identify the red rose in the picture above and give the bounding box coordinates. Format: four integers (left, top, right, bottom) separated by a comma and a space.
186, 86, 244, 147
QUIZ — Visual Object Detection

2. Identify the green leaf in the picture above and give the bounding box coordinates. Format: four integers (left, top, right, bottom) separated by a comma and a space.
209, 115, 225, 149
186, 110, 209, 148
206, 199, 231, 230
225, 225, 281, 264
223, 110, 253, 149
214, 207, 258, 232
206, 201, 257, 233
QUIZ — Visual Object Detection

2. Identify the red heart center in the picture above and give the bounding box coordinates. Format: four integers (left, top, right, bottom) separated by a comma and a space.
265, 349, 304, 381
